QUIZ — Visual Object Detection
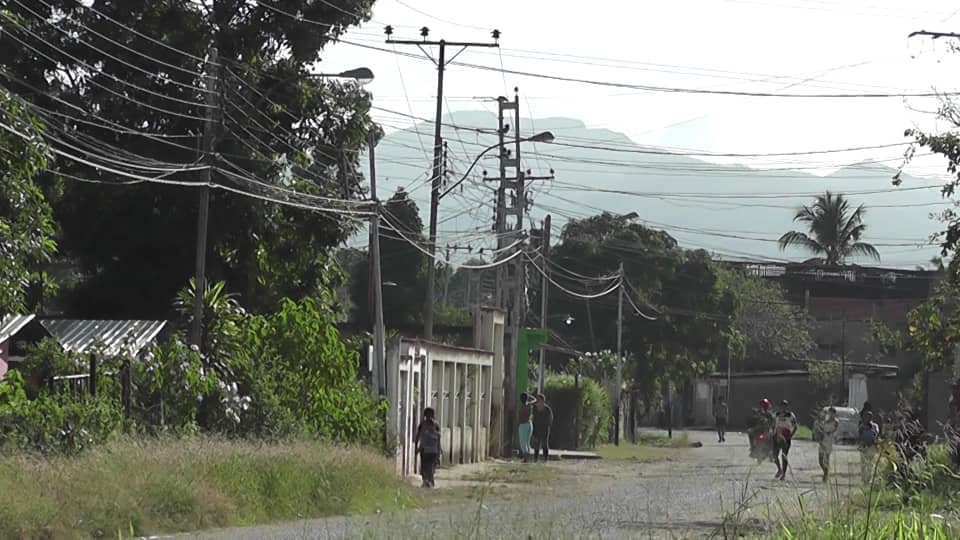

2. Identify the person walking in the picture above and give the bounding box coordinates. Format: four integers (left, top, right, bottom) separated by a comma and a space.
530, 393, 554, 462
518, 392, 536, 461
818, 407, 840, 483
414, 407, 442, 488
715, 398, 729, 443
859, 410, 880, 483
772, 400, 798, 481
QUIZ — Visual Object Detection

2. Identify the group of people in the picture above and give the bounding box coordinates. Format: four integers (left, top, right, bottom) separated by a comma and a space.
743, 398, 881, 483
412, 392, 555, 488
744, 399, 799, 480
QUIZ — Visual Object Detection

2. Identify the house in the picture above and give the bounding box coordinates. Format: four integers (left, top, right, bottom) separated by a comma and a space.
0, 314, 49, 379
0, 316, 167, 391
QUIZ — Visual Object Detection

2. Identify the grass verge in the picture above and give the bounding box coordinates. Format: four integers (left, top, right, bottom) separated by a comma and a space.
595, 443, 675, 462
635, 431, 692, 448
0, 437, 418, 539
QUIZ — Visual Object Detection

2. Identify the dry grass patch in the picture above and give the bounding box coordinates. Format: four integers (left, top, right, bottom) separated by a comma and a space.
0, 437, 418, 539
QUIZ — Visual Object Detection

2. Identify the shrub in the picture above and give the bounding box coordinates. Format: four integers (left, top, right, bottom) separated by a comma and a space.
0, 371, 123, 454
237, 296, 386, 444
543, 373, 612, 449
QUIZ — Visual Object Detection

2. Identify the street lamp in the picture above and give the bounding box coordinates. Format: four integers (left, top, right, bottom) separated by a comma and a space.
254, 67, 375, 108
438, 131, 555, 200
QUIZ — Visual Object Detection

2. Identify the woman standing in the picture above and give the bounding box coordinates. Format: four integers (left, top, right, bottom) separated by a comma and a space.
518, 392, 535, 461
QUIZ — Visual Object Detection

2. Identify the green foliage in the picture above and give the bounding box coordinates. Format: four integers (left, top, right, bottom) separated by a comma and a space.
0, 1, 376, 318
0, 89, 57, 314
349, 188, 427, 327
808, 360, 842, 391
543, 373, 612, 449
238, 295, 385, 444
547, 212, 738, 400
777, 191, 880, 265
717, 266, 814, 368
0, 371, 123, 455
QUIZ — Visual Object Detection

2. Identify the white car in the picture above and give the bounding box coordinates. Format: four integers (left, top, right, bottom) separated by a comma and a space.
812, 406, 860, 444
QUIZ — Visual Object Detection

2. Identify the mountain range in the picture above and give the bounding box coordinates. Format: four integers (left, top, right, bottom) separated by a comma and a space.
362, 111, 947, 269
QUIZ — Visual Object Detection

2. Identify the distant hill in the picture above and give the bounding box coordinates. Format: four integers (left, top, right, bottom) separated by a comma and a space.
362, 111, 946, 269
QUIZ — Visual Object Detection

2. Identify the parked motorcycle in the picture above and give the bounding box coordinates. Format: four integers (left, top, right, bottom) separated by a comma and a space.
748, 429, 773, 463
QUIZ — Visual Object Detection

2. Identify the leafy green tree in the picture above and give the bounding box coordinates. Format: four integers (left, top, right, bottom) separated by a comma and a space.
545, 212, 738, 400
778, 191, 880, 265
717, 266, 814, 369
238, 295, 385, 443
349, 188, 426, 327
0, 89, 57, 314
0, 0, 375, 317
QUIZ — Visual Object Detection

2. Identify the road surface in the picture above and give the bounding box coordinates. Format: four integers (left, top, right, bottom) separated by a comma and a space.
175, 431, 863, 539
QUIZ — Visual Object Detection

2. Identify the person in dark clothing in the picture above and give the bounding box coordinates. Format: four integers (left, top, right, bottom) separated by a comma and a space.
530, 393, 554, 462
715, 398, 729, 443
414, 407, 442, 488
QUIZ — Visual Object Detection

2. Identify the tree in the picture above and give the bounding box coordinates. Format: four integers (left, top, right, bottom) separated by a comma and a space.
717, 266, 814, 369
0, 0, 375, 318
0, 90, 57, 314
348, 188, 426, 327
544, 212, 738, 400
778, 191, 880, 265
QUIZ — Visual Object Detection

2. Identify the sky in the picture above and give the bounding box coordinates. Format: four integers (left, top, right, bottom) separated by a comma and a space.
322, 0, 960, 266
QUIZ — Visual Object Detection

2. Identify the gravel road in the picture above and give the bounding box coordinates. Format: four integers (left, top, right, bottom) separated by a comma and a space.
177, 431, 863, 540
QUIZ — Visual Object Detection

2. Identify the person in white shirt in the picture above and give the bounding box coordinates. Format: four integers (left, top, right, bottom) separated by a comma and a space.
818, 407, 840, 483
773, 400, 798, 481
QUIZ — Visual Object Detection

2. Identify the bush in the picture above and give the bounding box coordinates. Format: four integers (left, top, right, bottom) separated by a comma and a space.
237, 296, 386, 445
543, 373, 612, 449
0, 371, 123, 455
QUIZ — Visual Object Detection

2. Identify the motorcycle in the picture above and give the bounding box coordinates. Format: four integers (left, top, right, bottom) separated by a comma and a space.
749, 429, 773, 463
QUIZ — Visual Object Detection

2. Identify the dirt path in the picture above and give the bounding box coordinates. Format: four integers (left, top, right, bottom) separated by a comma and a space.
177, 430, 863, 539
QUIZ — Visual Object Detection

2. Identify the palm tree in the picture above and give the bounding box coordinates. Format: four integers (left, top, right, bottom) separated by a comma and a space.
778, 191, 880, 266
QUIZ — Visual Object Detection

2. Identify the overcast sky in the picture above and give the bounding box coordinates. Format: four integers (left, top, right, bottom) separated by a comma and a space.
325, 0, 960, 265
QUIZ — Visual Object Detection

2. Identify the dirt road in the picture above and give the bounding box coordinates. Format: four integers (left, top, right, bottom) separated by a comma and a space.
180, 431, 863, 539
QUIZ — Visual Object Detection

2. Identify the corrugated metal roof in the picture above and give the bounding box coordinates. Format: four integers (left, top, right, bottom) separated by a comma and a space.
40, 319, 167, 356
0, 314, 37, 343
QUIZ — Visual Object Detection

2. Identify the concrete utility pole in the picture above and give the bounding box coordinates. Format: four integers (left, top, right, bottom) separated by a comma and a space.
538, 215, 551, 394
368, 130, 386, 396
385, 26, 500, 344
191, 44, 220, 349
497, 90, 524, 457
615, 262, 624, 446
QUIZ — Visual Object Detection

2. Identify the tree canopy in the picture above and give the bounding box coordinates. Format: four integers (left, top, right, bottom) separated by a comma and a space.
348, 188, 426, 327
0, 0, 376, 317
0, 90, 57, 314
716, 265, 814, 369
778, 191, 880, 266
542, 212, 739, 396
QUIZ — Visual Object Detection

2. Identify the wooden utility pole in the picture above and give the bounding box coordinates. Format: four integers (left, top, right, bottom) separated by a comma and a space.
538, 215, 551, 393
615, 262, 623, 445
190, 45, 219, 349
368, 130, 386, 396
385, 27, 500, 344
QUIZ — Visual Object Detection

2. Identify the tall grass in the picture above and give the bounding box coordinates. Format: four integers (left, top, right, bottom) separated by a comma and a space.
0, 437, 417, 539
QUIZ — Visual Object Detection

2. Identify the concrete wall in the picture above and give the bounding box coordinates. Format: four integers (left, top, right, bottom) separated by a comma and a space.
386, 307, 503, 478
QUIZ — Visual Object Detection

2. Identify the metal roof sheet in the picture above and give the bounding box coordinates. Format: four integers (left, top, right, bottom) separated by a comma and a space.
0, 314, 37, 343
40, 319, 167, 357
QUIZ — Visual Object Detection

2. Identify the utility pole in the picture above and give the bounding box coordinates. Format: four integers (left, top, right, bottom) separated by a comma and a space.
538, 215, 551, 394
494, 89, 526, 457
385, 26, 500, 344
190, 44, 219, 349
368, 130, 386, 396
442, 245, 451, 306
840, 310, 847, 401
615, 262, 623, 446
